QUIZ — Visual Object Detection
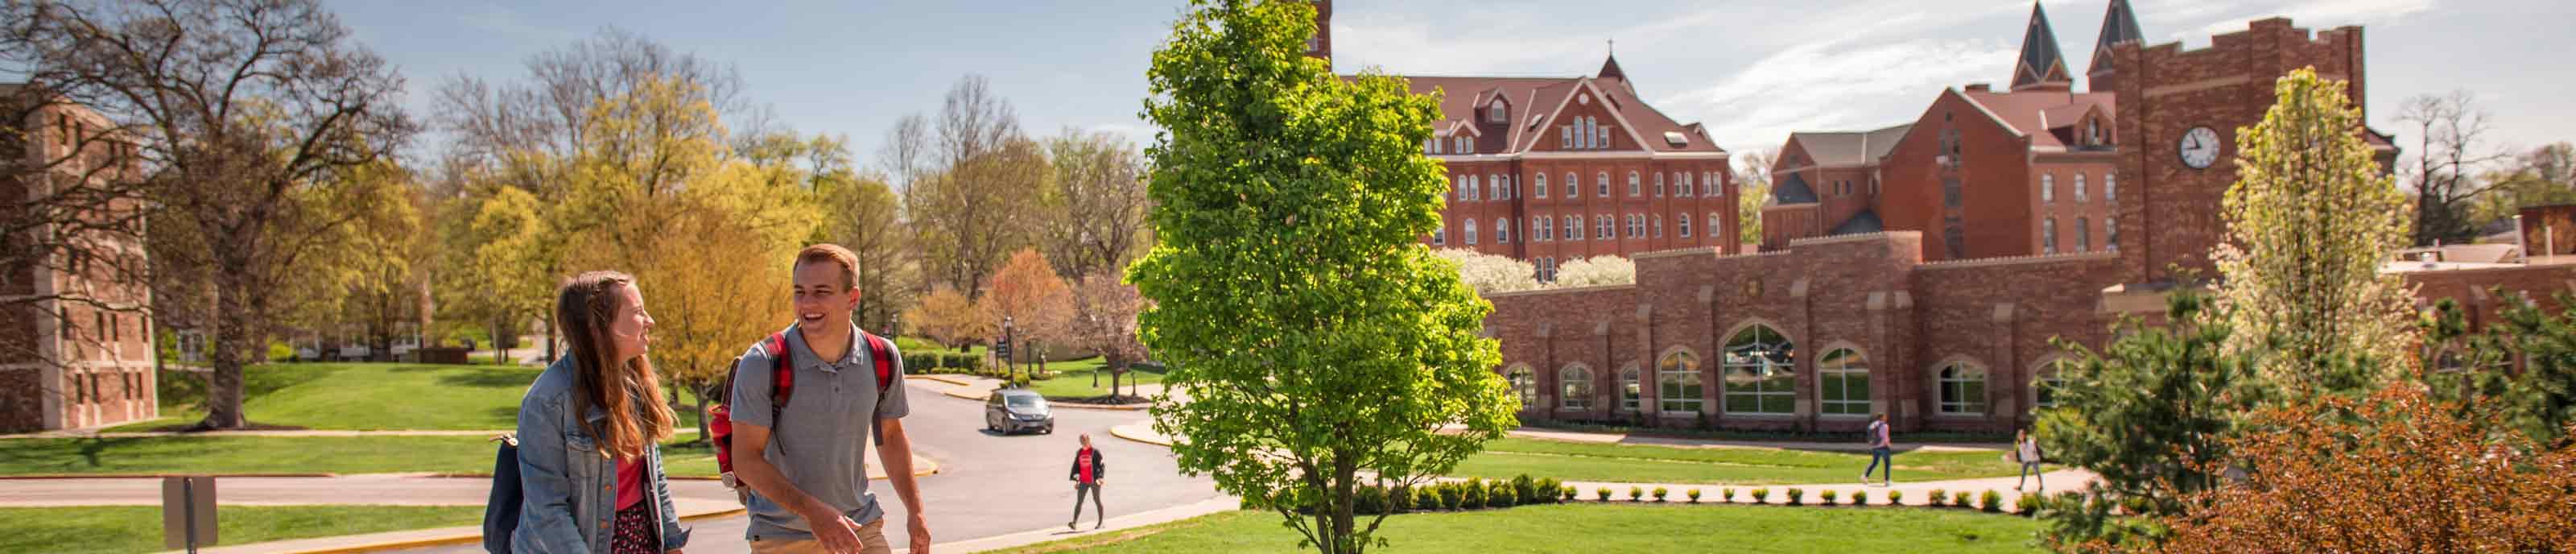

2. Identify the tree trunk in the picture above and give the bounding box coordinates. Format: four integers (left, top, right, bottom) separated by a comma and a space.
200, 274, 250, 429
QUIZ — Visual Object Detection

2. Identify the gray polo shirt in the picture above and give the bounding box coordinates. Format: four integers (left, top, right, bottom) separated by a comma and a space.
729, 324, 909, 540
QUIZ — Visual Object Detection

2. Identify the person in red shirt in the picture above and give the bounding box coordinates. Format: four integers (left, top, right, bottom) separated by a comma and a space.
1067, 434, 1107, 531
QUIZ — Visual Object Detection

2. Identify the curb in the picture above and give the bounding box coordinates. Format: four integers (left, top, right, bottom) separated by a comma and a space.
420, 455, 943, 481
224, 506, 751, 554
0, 473, 336, 479
915, 374, 980, 387
1108, 423, 1174, 447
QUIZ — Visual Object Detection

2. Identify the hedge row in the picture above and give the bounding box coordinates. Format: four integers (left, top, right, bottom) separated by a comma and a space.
1244, 474, 1565, 515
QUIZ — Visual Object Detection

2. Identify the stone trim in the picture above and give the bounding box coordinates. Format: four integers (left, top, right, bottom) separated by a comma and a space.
1916, 250, 2116, 270
1484, 283, 1637, 299
1786, 230, 1922, 247
1632, 246, 1722, 260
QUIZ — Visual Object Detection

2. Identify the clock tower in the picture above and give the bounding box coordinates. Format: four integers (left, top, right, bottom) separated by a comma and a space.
2099, 17, 2388, 291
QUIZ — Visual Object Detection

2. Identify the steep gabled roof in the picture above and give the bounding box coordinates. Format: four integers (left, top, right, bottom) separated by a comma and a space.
1831, 209, 1885, 235
1786, 123, 1913, 167
1959, 88, 2116, 149
2012, 2, 2074, 91
1597, 53, 1627, 81
2089, 0, 2145, 76
1774, 172, 1818, 205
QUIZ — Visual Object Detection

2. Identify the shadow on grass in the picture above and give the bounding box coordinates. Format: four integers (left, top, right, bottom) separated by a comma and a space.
435, 367, 541, 389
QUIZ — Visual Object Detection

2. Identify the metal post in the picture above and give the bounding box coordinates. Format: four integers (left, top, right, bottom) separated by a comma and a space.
183, 478, 197, 554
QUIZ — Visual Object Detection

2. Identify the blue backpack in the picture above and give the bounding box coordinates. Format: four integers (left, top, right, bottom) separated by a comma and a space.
481, 435, 522, 552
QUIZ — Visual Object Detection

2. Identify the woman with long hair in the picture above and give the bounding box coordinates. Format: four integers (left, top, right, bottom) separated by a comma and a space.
510, 271, 688, 554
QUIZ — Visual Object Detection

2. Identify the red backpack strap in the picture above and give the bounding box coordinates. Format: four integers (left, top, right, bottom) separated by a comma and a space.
861, 331, 898, 446
765, 331, 792, 423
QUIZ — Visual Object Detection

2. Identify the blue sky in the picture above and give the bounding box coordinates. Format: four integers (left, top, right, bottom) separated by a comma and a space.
340, 0, 2574, 171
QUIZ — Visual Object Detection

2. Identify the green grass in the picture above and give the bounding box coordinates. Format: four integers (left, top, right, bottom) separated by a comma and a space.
1024, 358, 1166, 399
994, 503, 2041, 554
1446, 438, 2029, 485
0, 432, 719, 478
0, 505, 481, 554
126, 362, 539, 431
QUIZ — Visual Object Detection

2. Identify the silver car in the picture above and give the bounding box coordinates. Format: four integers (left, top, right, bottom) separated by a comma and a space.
984, 389, 1055, 435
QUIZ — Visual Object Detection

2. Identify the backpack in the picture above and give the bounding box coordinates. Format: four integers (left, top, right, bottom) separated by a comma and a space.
710, 326, 898, 494
481, 435, 521, 553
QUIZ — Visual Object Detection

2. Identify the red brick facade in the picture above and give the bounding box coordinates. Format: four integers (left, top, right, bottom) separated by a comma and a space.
2, 87, 158, 432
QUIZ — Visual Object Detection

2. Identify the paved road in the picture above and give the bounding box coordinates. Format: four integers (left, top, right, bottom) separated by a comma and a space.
395, 382, 1222, 553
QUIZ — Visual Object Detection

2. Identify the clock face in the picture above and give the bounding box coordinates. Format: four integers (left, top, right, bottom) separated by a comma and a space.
2178, 126, 2220, 169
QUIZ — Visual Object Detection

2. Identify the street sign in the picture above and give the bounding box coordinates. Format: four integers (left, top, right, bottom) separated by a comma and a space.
163, 476, 217, 551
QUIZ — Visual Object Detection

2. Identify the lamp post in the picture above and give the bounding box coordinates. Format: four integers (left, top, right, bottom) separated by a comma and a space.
1001, 316, 1016, 386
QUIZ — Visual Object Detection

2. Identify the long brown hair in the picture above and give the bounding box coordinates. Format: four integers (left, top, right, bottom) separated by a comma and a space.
556, 271, 675, 460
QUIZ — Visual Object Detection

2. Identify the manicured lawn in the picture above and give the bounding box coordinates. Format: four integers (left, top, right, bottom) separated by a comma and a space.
0, 432, 719, 478
1445, 438, 2031, 485
127, 362, 540, 431
0, 505, 481, 554
993, 503, 2042, 554
1024, 358, 1165, 399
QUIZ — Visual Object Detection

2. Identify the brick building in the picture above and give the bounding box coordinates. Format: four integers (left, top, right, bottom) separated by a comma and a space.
2, 85, 158, 432
1480, 6, 2574, 434
1306, 1, 1739, 283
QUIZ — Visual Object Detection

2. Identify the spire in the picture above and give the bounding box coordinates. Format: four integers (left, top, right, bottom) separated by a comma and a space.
2088, 0, 2144, 77
2011, 2, 2073, 91
1597, 40, 1627, 81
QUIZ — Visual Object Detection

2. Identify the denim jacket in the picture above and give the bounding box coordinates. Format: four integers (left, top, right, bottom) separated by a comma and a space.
512, 356, 690, 554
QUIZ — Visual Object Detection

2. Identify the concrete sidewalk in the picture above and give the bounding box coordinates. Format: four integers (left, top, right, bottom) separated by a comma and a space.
0, 456, 940, 507
912, 374, 1165, 411
936, 496, 1241, 553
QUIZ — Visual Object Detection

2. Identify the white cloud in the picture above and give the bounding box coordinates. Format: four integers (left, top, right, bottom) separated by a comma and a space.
1664, 39, 2014, 151
2189, 0, 2436, 39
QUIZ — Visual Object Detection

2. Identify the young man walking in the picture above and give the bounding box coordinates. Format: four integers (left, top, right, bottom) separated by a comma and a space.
729, 245, 931, 554
1067, 434, 1106, 531
1862, 413, 1893, 486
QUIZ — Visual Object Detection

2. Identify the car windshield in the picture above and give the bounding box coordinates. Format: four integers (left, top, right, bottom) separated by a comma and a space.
1006, 395, 1046, 409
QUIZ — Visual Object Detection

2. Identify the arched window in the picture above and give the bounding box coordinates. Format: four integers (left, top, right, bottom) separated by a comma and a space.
1654, 172, 1666, 196
1657, 352, 1704, 413
1507, 366, 1536, 407
2074, 174, 2088, 202
1653, 215, 1663, 238
1466, 176, 1481, 201
1564, 215, 1583, 242
1495, 218, 1510, 243
1618, 365, 1642, 411
2043, 218, 2058, 254
1938, 362, 1987, 415
1678, 213, 1693, 238
1678, 172, 1695, 197
1488, 98, 1509, 123
1596, 172, 1610, 197
2041, 174, 2055, 203
2075, 217, 2091, 252
1722, 325, 1796, 414
1536, 217, 1553, 242
1560, 365, 1594, 410
1564, 172, 1578, 198
1705, 172, 1720, 196
1579, 117, 1594, 149
1464, 220, 1479, 246
1432, 221, 1447, 246
1534, 173, 1549, 198
2034, 359, 2070, 410
2104, 173, 2116, 202
1627, 172, 1641, 196
1818, 348, 1871, 416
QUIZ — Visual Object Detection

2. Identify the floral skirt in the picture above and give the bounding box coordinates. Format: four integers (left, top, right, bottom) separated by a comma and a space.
609, 502, 661, 554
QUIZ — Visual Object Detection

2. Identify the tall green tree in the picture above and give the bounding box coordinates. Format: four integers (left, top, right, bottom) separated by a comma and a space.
2035, 289, 2273, 552
2212, 68, 2417, 392
1131, 2, 1517, 553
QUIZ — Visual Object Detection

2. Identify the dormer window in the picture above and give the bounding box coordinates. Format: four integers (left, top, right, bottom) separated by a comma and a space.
2086, 119, 2103, 147
1487, 98, 1508, 123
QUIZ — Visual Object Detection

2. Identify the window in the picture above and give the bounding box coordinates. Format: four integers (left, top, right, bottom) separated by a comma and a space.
1464, 220, 1479, 245
1709, 213, 1721, 240
1560, 126, 1571, 148
1654, 172, 1666, 197
2106, 217, 2120, 250
1488, 98, 1509, 123
1596, 172, 1609, 197
1943, 219, 1965, 258
2043, 218, 2058, 254
1432, 222, 1447, 246
1535, 173, 1549, 198
1818, 348, 1871, 416
1537, 257, 1556, 282
1451, 176, 1464, 201
1618, 366, 1642, 411
1627, 172, 1641, 196
2104, 173, 2116, 202
1938, 362, 1987, 415
2034, 359, 2069, 409
2074, 217, 2090, 252
1466, 176, 1481, 201
1456, 136, 1471, 154
1678, 213, 1693, 238
1658, 352, 1705, 413
1942, 177, 1962, 208
2074, 174, 2088, 202
1433, 136, 1445, 155
1560, 366, 1594, 410
1653, 215, 1662, 238
1489, 174, 1505, 200
2042, 174, 2055, 203
1596, 214, 1612, 239
1565, 215, 1583, 241
1537, 217, 1553, 242
1678, 172, 1694, 197
1508, 366, 1536, 407
1564, 173, 1577, 198
1626, 215, 1644, 238
1597, 125, 1610, 149
2087, 120, 2101, 146
1579, 118, 1593, 149
1723, 325, 1796, 414
1495, 218, 1510, 243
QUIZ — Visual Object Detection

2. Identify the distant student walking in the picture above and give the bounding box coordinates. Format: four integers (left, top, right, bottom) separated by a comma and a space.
1068, 434, 1107, 530
1862, 413, 1893, 486
2015, 429, 2046, 491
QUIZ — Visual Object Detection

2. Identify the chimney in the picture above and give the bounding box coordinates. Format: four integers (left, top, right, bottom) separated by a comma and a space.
1964, 83, 1992, 93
